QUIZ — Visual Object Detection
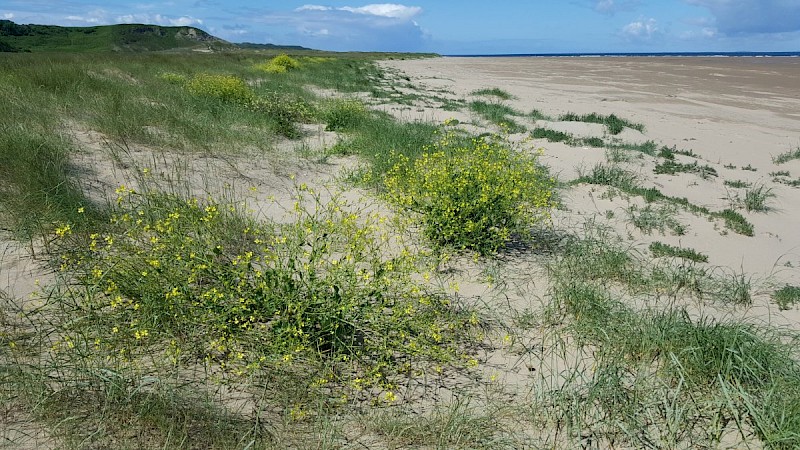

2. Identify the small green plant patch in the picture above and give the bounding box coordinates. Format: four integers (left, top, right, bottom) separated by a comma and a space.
255, 54, 301, 74
321, 98, 369, 131
529, 109, 552, 121
772, 146, 800, 165
469, 100, 525, 133
657, 145, 697, 159
558, 112, 644, 135
628, 204, 686, 235
739, 184, 775, 212
649, 241, 708, 263
742, 164, 758, 172
772, 285, 800, 310
578, 164, 755, 236
532, 127, 573, 143
715, 208, 754, 236
770, 170, 791, 177
470, 87, 514, 100
654, 159, 718, 179
49, 186, 482, 401
385, 132, 556, 255
724, 179, 752, 189
186, 73, 255, 103
774, 176, 800, 188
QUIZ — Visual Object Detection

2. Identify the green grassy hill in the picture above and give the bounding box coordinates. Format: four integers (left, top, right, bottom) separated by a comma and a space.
0, 20, 234, 52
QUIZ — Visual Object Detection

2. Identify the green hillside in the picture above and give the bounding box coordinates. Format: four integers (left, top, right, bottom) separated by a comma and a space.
0, 20, 234, 52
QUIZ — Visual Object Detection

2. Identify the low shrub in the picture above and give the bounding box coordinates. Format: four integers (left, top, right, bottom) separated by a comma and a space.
186, 73, 254, 103
255, 54, 301, 74
321, 98, 369, 132
49, 187, 481, 399
385, 133, 556, 254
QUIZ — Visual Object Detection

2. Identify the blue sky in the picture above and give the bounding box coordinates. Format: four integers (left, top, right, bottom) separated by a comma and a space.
3, 1, 800, 53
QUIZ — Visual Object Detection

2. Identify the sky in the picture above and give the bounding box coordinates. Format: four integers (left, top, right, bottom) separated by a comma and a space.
2, 1, 800, 54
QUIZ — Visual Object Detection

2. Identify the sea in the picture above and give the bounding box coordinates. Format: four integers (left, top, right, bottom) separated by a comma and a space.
447, 52, 800, 58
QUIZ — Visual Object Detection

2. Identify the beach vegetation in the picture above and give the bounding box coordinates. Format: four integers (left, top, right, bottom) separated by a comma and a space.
772, 285, 800, 310
654, 159, 718, 179
2, 46, 799, 449
532, 127, 572, 143
724, 179, 752, 189
320, 98, 369, 131
384, 132, 555, 254
528, 108, 553, 121
735, 183, 776, 212
627, 204, 686, 235
577, 164, 754, 236
255, 54, 301, 73
469, 100, 526, 133
741, 164, 758, 172
471, 87, 514, 100
558, 112, 645, 135
772, 146, 800, 165
649, 241, 708, 263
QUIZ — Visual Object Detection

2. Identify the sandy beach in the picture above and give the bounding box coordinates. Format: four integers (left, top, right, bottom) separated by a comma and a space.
380, 56, 800, 325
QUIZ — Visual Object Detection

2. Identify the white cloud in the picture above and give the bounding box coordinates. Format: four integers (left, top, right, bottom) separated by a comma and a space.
686, 0, 800, 34
621, 17, 659, 40
116, 13, 203, 27
340, 4, 422, 20
65, 15, 100, 23
591, 0, 639, 14
2, 12, 14, 20
296, 5, 332, 12
260, 3, 426, 51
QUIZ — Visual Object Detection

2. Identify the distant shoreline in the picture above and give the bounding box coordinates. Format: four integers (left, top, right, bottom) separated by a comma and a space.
445, 51, 800, 58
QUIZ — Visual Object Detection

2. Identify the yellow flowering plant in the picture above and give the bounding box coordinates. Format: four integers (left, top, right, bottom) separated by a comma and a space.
52, 186, 481, 400
385, 131, 555, 255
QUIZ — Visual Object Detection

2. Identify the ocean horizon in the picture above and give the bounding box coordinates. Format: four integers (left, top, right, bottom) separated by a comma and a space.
446, 51, 800, 58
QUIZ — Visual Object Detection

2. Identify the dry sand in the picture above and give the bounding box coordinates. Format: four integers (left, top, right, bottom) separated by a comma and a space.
380, 56, 800, 327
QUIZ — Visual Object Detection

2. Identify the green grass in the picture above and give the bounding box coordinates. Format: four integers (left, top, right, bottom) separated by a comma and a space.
773, 285, 800, 310
471, 87, 514, 100
649, 241, 709, 263
558, 112, 645, 135
469, 100, 526, 133
724, 179, 752, 189
531, 127, 572, 143
773, 147, 800, 165
628, 204, 686, 235
654, 159, 718, 179
577, 164, 755, 236
3, 46, 799, 450
741, 184, 776, 212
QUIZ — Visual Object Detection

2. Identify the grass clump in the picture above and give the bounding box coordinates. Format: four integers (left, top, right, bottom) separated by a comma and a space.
471, 87, 514, 100
773, 146, 800, 165
627, 204, 686, 235
578, 164, 755, 236
186, 73, 254, 104
715, 208, 754, 236
532, 127, 573, 143
255, 54, 301, 74
0, 124, 101, 238
772, 285, 800, 310
741, 184, 775, 212
385, 133, 555, 255
559, 112, 644, 135
469, 100, 525, 133
654, 159, 718, 179
724, 179, 752, 189
49, 186, 481, 403
649, 241, 708, 263
320, 98, 369, 132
